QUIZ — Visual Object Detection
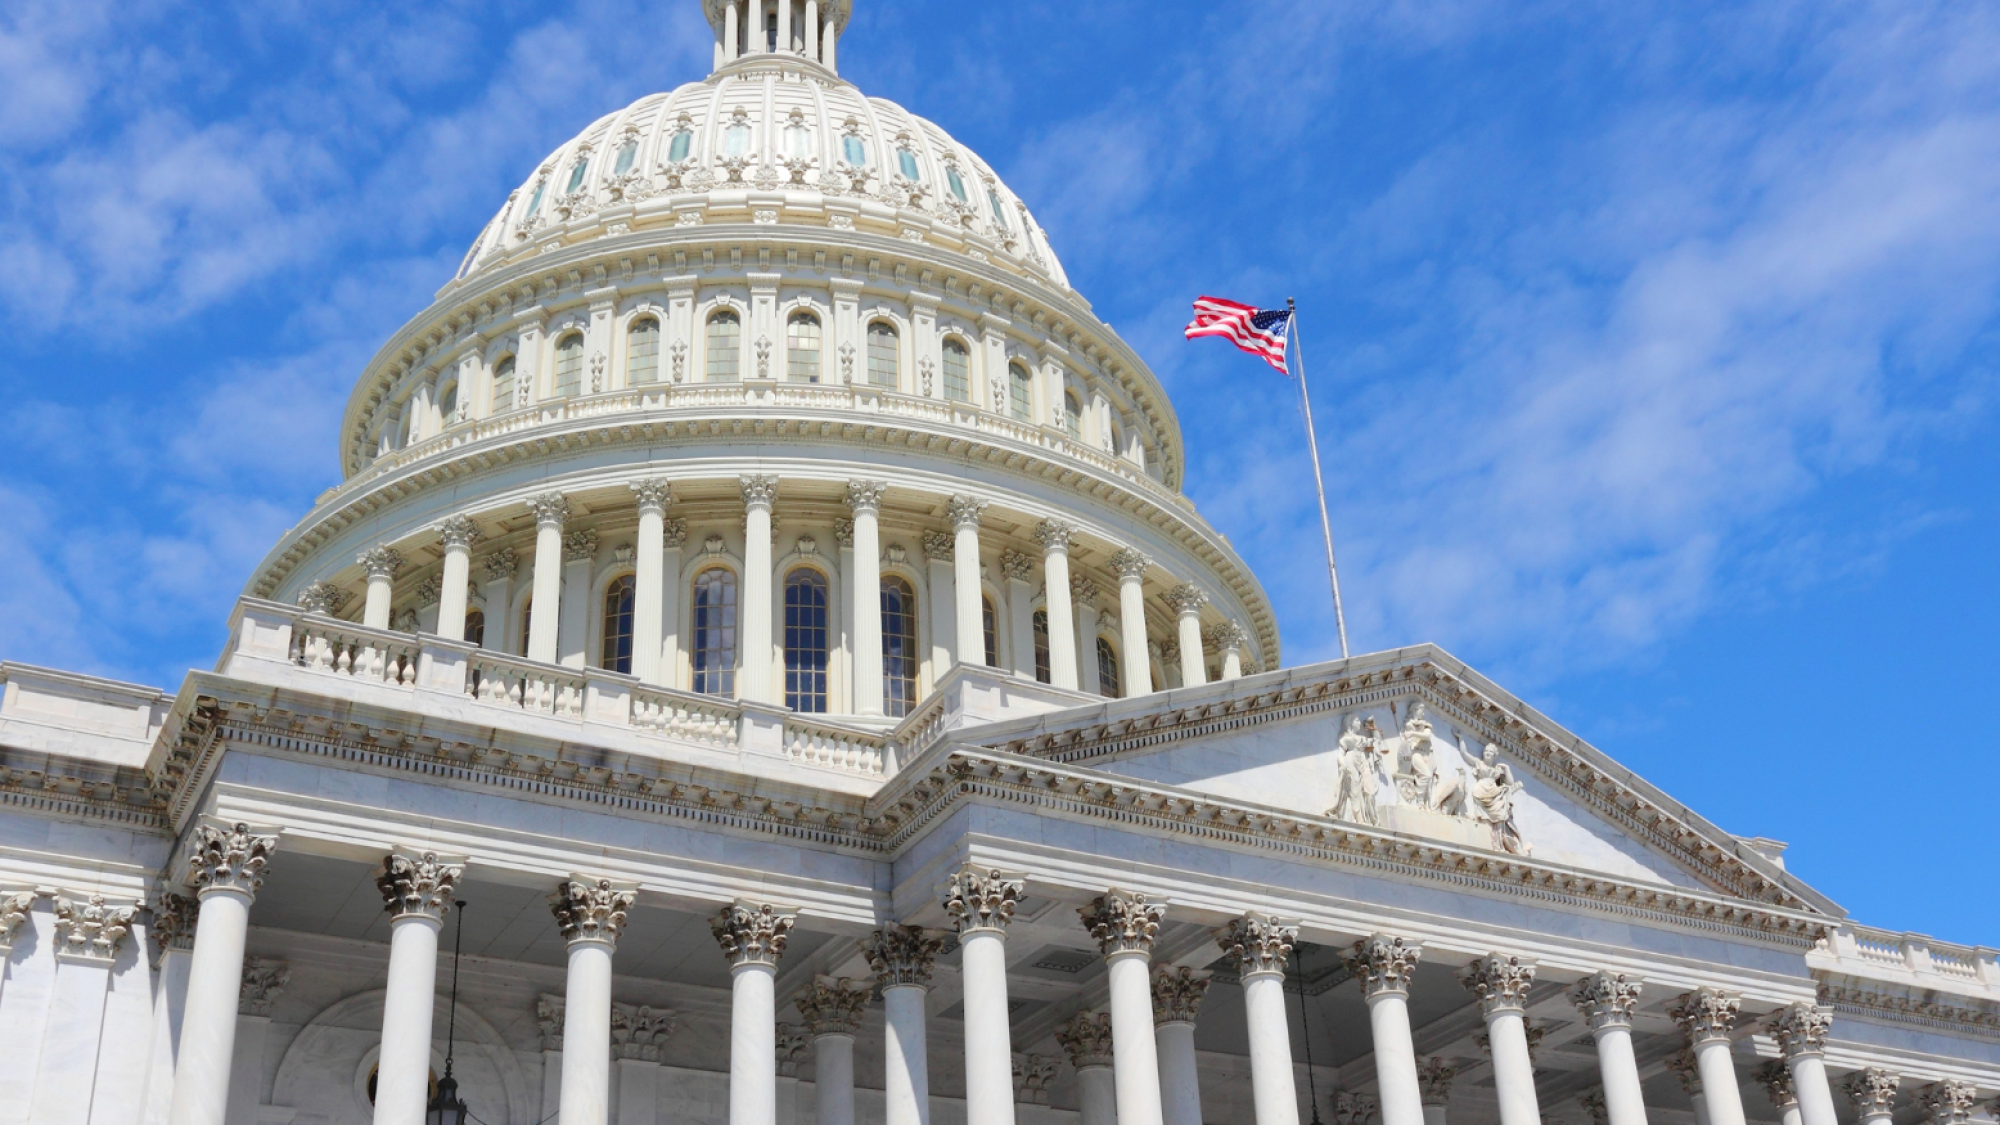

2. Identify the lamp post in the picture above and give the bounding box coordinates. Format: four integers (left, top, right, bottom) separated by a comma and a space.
427, 899, 471, 1125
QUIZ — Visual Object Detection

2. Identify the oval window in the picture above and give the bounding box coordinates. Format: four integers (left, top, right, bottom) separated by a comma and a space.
613, 139, 637, 176
946, 166, 968, 202
785, 123, 811, 160
897, 148, 920, 181
566, 158, 588, 193
724, 124, 752, 157
667, 129, 693, 162
841, 134, 867, 166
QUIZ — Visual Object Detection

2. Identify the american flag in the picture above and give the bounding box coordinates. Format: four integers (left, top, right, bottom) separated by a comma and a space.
1184, 296, 1292, 374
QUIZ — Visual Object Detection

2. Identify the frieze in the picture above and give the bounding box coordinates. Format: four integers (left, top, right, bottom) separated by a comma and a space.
1817, 979, 2000, 1040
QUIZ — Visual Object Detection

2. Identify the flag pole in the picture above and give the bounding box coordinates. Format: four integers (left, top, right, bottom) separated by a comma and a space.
1286, 297, 1350, 659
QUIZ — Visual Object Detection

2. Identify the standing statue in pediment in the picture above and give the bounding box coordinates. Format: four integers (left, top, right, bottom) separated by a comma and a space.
1467, 743, 1530, 856
1328, 715, 1383, 827
1397, 701, 1463, 814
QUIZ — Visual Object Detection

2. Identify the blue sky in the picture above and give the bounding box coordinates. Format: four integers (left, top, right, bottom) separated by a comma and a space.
2, 0, 1995, 942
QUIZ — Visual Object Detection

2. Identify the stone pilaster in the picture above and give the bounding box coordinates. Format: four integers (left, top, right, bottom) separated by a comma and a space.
51, 894, 137, 961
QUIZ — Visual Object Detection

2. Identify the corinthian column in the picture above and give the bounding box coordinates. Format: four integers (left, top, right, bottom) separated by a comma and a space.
944, 868, 1024, 1125
1108, 549, 1153, 696
1345, 936, 1426, 1125
1758, 1063, 1802, 1125
1572, 972, 1648, 1125
847, 481, 886, 714
167, 821, 279, 1125
631, 480, 673, 684
1210, 622, 1248, 680
1459, 955, 1541, 1125
1843, 1069, 1898, 1125
866, 925, 948, 1125
1914, 1082, 1977, 1125
1152, 967, 1210, 1125
1079, 890, 1166, 1125
796, 978, 870, 1125
1669, 1051, 1710, 1125
741, 476, 778, 702
1214, 914, 1298, 1125
949, 497, 988, 666
1766, 1004, 1836, 1125
1055, 1012, 1117, 1125
550, 878, 637, 1125
1164, 585, 1207, 688
359, 546, 403, 629
714, 902, 798, 1125
433, 518, 481, 642
1672, 989, 1747, 1125
1418, 1059, 1457, 1125
526, 493, 569, 663
372, 852, 464, 1125
1036, 520, 1080, 690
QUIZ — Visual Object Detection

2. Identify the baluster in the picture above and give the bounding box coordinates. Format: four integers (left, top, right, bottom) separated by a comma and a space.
335, 642, 354, 674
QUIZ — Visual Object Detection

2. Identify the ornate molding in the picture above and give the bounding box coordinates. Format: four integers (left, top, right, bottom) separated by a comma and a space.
1843, 1069, 1898, 1118
662, 517, 689, 549
537, 993, 565, 1051
1013, 1053, 1060, 1105
1766, 1001, 1833, 1060
528, 492, 570, 527
1915, 1081, 1976, 1125
562, 529, 600, 562
947, 494, 987, 529
1070, 573, 1100, 605
1344, 934, 1422, 1000
921, 530, 953, 564
796, 976, 872, 1036
1033, 518, 1075, 553
0, 889, 37, 949
1417, 1058, 1457, 1108
865, 924, 947, 988
1108, 548, 1149, 581
1666, 1049, 1702, 1096
1670, 987, 1741, 1045
1818, 979, 2000, 1039
999, 549, 1034, 581
358, 546, 404, 580
1460, 953, 1536, 1017
741, 474, 779, 509
296, 580, 349, 615
942, 867, 1023, 934
150, 891, 198, 957
1570, 971, 1642, 1031
1214, 913, 1296, 979
1079, 888, 1163, 957
1152, 965, 1210, 1025
1163, 583, 1207, 616
482, 549, 519, 582
1756, 1060, 1798, 1110
240, 957, 290, 1016
550, 877, 636, 947
777, 1022, 810, 1076
434, 515, 482, 551
611, 1004, 677, 1061
376, 851, 463, 923
52, 893, 137, 961
832, 518, 855, 547
844, 479, 884, 514
184, 821, 278, 900
1054, 1010, 1114, 1069
712, 901, 796, 968
631, 479, 673, 512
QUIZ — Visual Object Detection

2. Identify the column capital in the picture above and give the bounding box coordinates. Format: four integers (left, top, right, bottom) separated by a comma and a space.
563, 528, 600, 562
612, 1004, 678, 1062
1418, 1057, 1458, 1109
662, 517, 689, 548
483, 548, 519, 582
865, 923, 947, 988
1343, 933, 1423, 1000
358, 545, 404, 580
1204, 621, 1248, 653
1014, 1053, 1061, 1106
631, 478, 674, 512
921, 530, 954, 564
1570, 970, 1643, 1031
150, 891, 198, 958
941, 866, 1024, 934
240, 957, 290, 1016
1034, 518, 1076, 554
999, 548, 1035, 582
795, 976, 872, 1037
434, 515, 483, 551
183, 820, 279, 901
1163, 583, 1207, 617
1460, 953, 1537, 1016
1757, 1061, 1799, 1111
1070, 573, 1101, 606
0, 889, 34, 950
1054, 1010, 1114, 1070
712, 900, 796, 968
296, 580, 349, 615
1578, 1089, 1609, 1125
1335, 1091, 1379, 1125
528, 491, 571, 527
1843, 1069, 1899, 1118
1151, 965, 1210, 1025
1213, 913, 1296, 979
1914, 1081, 1977, 1125
1109, 547, 1150, 580
947, 494, 988, 529
845, 479, 885, 514
1666, 1049, 1703, 1097
1670, 986, 1741, 1045
1079, 888, 1163, 958
52, 893, 138, 962
376, 851, 464, 924
1765, 1001, 1833, 1059
833, 518, 856, 547
551, 876, 638, 948
741, 474, 780, 511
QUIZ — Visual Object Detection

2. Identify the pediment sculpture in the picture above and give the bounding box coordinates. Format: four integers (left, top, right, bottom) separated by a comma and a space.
1328, 701, 1530, 857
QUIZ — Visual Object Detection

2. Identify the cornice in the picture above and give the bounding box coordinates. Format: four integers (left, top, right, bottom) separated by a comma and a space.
1817, 975, 2000, 1041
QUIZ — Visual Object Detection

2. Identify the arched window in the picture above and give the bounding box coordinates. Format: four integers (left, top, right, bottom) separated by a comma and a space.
941, 338, 971, 402
881, 576, 919, 717
783, 568, 830, 713
1096, 637, 1120, 699
707, 311, 742, 382
945, 165, 969, 203
982, 596, 999, 667
692, 568, 739, 695
841, 134, 867, 167
464, 609, 486, 648
613, 138, 638, 176
553, 332, 585, 397
987, 188, 1009, 232
667, 129, 694, 163
896, 148, 921, 181
784, 122, 812, 160
517, 598, 533, 657
1063, 390, 1083, 438
437, 382, 458, 425
1008, 362, 1032, 421
787, 313, 822, 383
600, 575, 636, 673
1031, 610, 1051, 684
525, 179, 547, 219
866, 322, 899, 388
492, 355, 517, 410
628, 317, 661, 385
724, 123, 752, 158
565, 157, 589, 194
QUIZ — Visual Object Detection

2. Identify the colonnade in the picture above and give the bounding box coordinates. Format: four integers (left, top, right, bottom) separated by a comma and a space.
714, 0, 839, 70
344, 477, 1252, 709
159, 824, 1885, 1125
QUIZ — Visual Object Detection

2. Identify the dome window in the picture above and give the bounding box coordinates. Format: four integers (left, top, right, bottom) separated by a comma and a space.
896, 147, 921, 181
786, 313, 821, 383
613, 139, 638, 176
1096, 637, 1121, 698
706, 311, 742, 382
945, 166, 968, 204
526, 181, 547, 217
565, 158, 589, 194
866, 322, 899, 388
492, 355, 517, 408
553, 332, 585, 397
724, 124, 752, 158
1008, 362, 1032, 421
785, 122, 811, 161
841, 134, 867, 167
600, 574, 636, 673
667, 129, 694, 163
627, 317, 661, 385
1063, 390, 1083, 438
941, 339, 971, 403
783, 568, 830, 713
987, 188, 1008, 231
437, 382, 459, 425
881, 576, 919, 717
691, 567, 739, 696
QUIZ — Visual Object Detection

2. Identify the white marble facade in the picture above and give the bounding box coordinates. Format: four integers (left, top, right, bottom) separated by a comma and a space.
2, 5, 1998, 1125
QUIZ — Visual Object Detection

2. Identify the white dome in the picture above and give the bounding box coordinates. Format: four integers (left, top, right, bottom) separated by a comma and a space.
456, 51, 1070, 290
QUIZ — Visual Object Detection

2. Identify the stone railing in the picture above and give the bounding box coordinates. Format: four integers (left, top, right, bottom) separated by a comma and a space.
229, 599, 890, 782
342, 380, 1180, 510
1815, 922, 2000, 988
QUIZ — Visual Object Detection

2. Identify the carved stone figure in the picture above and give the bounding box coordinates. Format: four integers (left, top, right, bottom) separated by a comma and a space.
1397, 701, 1461, 813
1467, 744, 1530, 856
1329, 715, 1383, 826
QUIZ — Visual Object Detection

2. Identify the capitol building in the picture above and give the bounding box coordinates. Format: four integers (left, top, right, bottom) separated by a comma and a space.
1, 4, 1994, 1125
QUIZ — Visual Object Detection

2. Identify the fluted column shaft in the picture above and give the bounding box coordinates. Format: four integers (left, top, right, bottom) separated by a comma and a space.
1462, 956, 1540, 1125
1167, 585, 1206, 688
527, 495, 568, 663
361, 547, 401, 629
741, 477, 777, 703
1347, 936, 1425, 1125
435, 520, 477, 642
632, 482, 671, 684
1038, 521, 1079, 690
1675, 990, 1747, 1125
1574, 972, 1648, 1125
848, 482, 885, 714
1110, 551, 1153, 697
372, 853, 463, 1125
168, 823, 277, 1125
951, 498, 987, 666
1216, 916, 1299, 1125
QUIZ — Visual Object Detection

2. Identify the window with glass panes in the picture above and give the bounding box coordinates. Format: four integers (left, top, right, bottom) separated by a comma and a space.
784, 569, 830, 712
492, 356, 516, 409
692, 568, 739, 695
866, 322, 899, 387
941, 339, 970, 402
553, 333, 584, 397
1095, 637, 1120, 698
600, 575, 636, 673
1063, 391, 1083, 437
707, 312, 741, 381
1032, 610, 1051, 684
1008, 362, 1032, 420
881, 576, 919, 716
982, 597, 998, 667
627, 318, 660, 384
787, 313, 821, 382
